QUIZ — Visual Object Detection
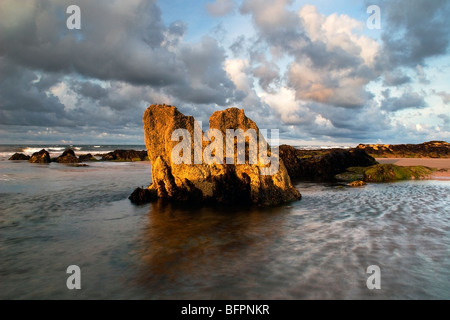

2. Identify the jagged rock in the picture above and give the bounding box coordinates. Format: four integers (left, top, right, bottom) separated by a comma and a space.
357, 141, 450, 158
78, 153, 97, 162
9, 153, 30, 161
29, 149, 51, 164
57, 149, 80, 163
279, 145, 377, 181
133, 104, 301, 205
101, 150, 148, 161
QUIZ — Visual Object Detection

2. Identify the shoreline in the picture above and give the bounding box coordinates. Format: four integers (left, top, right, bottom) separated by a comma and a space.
376, 158, 450, 179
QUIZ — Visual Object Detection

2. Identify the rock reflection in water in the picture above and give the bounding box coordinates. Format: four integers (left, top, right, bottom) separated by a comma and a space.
136, 200, 287, 298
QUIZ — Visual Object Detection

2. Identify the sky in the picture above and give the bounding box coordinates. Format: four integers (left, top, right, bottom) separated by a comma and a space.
0, 0, 449, 146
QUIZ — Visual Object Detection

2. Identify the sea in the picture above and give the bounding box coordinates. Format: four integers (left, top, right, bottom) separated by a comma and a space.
0, 145, 449, 299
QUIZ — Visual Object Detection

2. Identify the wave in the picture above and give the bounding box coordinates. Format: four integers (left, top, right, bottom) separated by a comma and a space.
22, 147, 45, 154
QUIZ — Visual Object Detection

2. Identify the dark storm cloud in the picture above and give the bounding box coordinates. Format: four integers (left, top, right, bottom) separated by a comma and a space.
0, 0, 242, 143
381, 92, 427, 112
373, 0, 450, 69
0, 0, 182, 86
0, 59, 70, 126
0, 0, 236, 105
71, 81, 108, 100
251, 58, 280, 92
167, 36, 238, 105
383, 70, 411, 86
302, 41, 363, 71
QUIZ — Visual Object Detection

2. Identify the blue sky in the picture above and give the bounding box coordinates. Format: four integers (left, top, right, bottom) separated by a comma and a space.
0, 0, 449, 145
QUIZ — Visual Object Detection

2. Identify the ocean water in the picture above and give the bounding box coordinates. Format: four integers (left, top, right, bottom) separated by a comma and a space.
0, 146, 449, 299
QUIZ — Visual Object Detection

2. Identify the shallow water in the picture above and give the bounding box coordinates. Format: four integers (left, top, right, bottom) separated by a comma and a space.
0, 160, 449, 299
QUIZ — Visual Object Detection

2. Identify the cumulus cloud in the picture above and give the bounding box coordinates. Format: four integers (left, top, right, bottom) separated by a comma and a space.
239, 2, 380, 109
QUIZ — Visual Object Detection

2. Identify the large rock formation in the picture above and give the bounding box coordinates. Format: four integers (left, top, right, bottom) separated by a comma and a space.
29, 149, 51, 164
131, 104, 301, 205
279, 145, 377, 181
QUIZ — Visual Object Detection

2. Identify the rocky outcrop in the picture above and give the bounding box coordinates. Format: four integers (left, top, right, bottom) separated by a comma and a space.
357, 141, 450, 158
336, 164, 434, 183
78, 153, 97, 162
130, 104, 301, 205
57, 149, 80, 163
279, 145, 377, 181
102, 150, 148, 161
29, 149, 51, 164
9, 153, 30, 160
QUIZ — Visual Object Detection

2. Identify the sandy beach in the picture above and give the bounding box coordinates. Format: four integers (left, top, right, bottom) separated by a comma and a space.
376, 158, 450, 179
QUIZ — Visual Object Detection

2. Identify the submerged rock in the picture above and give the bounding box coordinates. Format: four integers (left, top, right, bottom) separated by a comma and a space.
279, 145, 377, 181
132, 104, 301, 206
9, 153, 30, 161
57, 149, 80, 163
29, 149, 51, 164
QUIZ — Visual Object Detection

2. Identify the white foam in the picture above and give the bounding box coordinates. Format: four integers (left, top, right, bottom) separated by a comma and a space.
0, 152, 15, 160
22, 147, 45, 155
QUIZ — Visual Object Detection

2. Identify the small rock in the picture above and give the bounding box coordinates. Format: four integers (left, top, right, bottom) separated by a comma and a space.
9, 153, 30, 161
129, 187, 158, 204
79, 153, 97, 162
349, 180, 366, 187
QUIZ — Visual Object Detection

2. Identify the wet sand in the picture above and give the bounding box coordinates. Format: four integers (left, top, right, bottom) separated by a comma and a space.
376, 158, 450, 179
